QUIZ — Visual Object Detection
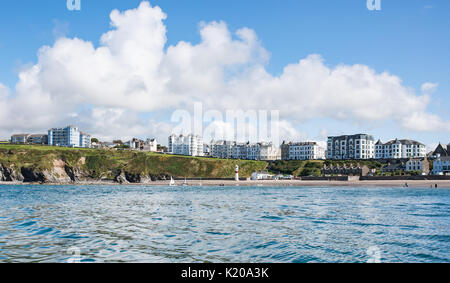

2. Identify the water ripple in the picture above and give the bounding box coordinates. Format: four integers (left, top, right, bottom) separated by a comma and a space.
0, 185, 449, 262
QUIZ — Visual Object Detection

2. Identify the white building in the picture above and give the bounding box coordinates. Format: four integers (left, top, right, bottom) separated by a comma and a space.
210, 140, 280, 161
281, 141, 326, 160
327, 134, 375, 160
48, 126, 91, 148
168, 134, 204, 157
80, 132, 91, 148
144, 138, 158, 152
258, 142, 281, 161
210, 140, 235, 159
251, 171, 274, 180
375, 139, 426, 159
433, 156, 450, 175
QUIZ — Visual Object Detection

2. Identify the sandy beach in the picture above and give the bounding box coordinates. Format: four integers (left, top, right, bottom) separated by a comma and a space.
1, 179, 450, 188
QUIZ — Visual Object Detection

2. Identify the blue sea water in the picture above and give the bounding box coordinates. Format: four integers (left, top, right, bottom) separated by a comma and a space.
0, 185, 449, 263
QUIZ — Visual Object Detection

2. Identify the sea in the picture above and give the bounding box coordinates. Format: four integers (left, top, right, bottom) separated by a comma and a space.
0, 184, 448, 263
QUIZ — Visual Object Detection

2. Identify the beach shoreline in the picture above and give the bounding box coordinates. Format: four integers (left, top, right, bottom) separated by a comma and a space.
1, 179, 449, 188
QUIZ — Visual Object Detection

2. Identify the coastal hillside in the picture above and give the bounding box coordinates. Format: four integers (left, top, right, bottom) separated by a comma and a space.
0, 145, 267, 184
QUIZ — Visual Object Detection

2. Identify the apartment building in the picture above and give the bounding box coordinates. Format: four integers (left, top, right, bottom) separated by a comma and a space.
168, 134, 204, 157
375, 139, 426, 159
281, 141, 326, 160
48, 126, 91, 148
326, 134, 375, 160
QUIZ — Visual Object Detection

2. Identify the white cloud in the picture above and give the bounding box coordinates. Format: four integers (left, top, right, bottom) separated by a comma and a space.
0, 1, 449, 142
421, 82, 438, 94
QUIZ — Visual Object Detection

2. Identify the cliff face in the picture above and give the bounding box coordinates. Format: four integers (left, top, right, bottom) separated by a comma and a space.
0, 145, 268, 184
0, 162, 170, 184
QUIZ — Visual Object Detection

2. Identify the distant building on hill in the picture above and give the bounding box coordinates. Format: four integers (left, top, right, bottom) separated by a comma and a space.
168, 134, 204, 157
11, 133, 48, 144
48, 126, 91, 148
11, 134, 31, 144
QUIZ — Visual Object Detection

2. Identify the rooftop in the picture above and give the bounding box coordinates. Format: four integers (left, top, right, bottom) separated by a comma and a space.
384, 139, 424, 146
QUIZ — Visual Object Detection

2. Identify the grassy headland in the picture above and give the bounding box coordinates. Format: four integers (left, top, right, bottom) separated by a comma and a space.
0, 145, 267, 182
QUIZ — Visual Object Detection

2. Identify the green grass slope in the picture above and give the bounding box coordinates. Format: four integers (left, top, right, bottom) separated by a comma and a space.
0, 145, 267, 179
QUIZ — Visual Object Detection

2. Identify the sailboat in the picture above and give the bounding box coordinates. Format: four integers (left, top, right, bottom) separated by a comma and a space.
169, 177, 176, 187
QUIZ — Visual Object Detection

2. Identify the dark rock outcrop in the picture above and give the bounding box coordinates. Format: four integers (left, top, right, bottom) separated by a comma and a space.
21, 167, 46, 183
1, 164, 24, 182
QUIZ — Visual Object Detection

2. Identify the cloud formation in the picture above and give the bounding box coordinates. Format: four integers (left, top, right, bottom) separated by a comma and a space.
0, 1, 449, 142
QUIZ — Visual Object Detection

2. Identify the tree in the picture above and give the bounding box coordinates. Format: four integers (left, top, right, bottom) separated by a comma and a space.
91, 138, 99, 143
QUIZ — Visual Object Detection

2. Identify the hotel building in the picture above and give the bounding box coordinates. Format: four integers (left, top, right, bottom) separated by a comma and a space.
281, 141, 326, 160
374, 139, 426, 159
168, 134, 204, 157
326, 134, 375, 160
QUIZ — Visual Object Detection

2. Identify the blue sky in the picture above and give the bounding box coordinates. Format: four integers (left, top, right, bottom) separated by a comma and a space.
0, 0, 449, 147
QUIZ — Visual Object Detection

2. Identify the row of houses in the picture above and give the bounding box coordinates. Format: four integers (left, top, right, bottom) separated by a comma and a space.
209, 140, 280, 161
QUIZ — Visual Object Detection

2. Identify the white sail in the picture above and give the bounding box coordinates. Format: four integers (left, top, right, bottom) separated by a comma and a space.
169, 177, 176, 186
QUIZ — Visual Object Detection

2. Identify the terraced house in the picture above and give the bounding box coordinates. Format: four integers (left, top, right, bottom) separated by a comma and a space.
209, 140, 280, 161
